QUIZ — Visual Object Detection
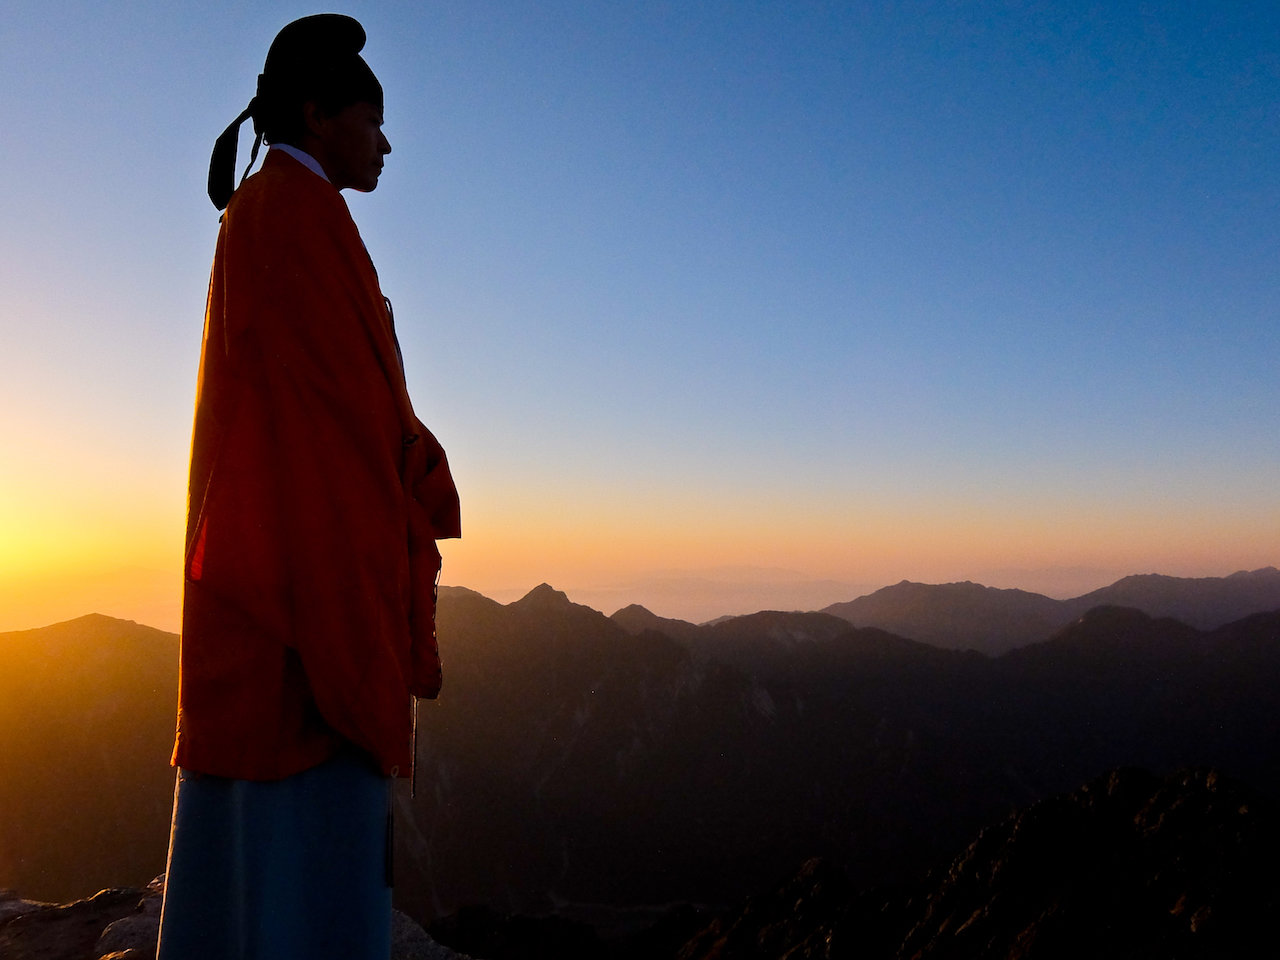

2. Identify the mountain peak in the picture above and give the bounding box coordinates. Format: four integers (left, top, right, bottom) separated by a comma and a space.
512, 583, 573, 608
609, 604, 703, 641
613, 603, 653, 617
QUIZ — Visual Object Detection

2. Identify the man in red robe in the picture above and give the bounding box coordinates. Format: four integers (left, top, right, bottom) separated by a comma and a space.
157, 16, 459, 958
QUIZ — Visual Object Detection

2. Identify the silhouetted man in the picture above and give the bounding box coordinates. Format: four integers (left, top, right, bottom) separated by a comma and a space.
157, 15, 460, 959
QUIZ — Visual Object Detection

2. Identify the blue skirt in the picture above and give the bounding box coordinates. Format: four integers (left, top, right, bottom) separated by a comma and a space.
156, 748, 392, 960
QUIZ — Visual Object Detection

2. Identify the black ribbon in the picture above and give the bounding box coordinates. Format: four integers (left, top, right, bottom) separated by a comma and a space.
207, 85, 264, 210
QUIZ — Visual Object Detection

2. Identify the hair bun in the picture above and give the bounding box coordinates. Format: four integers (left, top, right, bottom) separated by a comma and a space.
263, 14, 367, 79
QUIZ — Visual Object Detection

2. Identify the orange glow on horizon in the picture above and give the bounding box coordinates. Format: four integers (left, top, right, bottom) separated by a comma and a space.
0, 425, 186, 633
3, 456, 1276, 632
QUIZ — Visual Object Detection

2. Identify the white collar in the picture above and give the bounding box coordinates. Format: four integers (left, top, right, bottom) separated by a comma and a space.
269, 144, 330, 183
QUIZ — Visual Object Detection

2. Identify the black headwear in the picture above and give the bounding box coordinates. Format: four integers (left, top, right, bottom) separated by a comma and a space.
207, 14, 380, 210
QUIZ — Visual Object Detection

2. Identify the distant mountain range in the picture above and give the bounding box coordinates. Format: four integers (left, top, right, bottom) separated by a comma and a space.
2, 566, 1278, 954
818, 567, 1280, 654
605, 566, 1280, 656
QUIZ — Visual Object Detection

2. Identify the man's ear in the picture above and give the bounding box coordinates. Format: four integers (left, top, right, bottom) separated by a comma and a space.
301, 100, 328, 139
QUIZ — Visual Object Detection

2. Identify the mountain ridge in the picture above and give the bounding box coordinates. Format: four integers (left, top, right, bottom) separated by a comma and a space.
5, 566, 1278, 925
19, 564, 1278, 653
476, 568, 1280, 657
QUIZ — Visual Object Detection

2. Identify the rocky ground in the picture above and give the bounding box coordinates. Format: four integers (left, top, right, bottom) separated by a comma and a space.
0, 876, 471, 960
6, 767, 1276, 960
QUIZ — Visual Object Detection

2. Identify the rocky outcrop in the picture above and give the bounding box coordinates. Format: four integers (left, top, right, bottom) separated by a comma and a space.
0, 875, 472, 960
0, 890, 50, 926
0, 886, 144, 960
93, 875, 163, 959
894, 767, 1279, 959
673, 767, 1280, 960
674, 858, 855, 960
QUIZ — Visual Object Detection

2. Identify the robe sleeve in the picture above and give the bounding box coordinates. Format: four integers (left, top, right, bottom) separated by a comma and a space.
403, 416, 460, 700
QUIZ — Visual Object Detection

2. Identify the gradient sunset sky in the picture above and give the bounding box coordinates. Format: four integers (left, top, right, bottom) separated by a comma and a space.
2, 1, 1277, 631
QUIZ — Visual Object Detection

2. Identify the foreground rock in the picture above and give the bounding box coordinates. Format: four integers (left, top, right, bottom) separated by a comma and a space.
0, 886, 142, 960
0, 876, 471, 960
677, 767, 1280, 960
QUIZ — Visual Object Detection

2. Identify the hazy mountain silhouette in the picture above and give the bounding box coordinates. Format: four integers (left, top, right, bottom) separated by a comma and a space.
0, 614, 176, 903
821, 567, 1280, 654
1067, 567, 1280, 628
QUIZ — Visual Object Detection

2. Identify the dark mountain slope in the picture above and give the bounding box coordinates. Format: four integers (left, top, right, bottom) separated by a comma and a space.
675, 767, 1280, 960
405, 589, 1280, 926
685, 610, 869, 674
406, 584, 779, 917
0, 615, 177, 901
988, 607, 1280, 794
414, 590, 1054, 920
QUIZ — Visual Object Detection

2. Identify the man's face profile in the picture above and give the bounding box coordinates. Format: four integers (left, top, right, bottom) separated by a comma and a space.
307, 100, 392, 193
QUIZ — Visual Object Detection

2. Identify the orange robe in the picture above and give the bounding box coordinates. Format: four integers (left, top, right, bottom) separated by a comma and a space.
174, 150, 460, 780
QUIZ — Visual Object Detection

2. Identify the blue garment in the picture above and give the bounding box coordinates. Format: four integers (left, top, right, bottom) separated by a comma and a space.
156, 748, 392, 960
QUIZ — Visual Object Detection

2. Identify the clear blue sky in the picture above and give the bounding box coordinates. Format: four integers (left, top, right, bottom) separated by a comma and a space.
2, 1, 1277, 628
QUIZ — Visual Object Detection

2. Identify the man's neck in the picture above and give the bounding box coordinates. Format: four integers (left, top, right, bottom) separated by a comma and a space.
269, 143, 330, 183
